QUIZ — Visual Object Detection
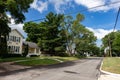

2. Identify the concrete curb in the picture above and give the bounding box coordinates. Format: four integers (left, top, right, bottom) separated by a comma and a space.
98, 58, 120, 80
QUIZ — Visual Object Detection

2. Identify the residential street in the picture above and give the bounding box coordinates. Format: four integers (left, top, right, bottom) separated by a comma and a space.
0, 57, 102, 80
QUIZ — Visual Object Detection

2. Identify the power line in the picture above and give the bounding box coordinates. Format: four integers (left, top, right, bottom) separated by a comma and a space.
113, 7, 120, 32
26, 0, 120, 22
9, 1, 120, 25
25, 18, 46, 23
65, 1, 120, 15
107, 7, 120, 57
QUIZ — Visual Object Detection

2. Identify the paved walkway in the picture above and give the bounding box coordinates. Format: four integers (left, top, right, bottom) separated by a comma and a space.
99, 74, 120, 80
98, 60, 120, 80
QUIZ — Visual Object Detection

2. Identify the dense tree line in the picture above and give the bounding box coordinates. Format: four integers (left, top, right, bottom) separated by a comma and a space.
24, 12, 99, 56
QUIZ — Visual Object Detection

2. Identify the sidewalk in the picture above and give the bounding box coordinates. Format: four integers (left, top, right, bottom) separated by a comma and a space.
98, 60, 120, 80
98, 70, 120, 80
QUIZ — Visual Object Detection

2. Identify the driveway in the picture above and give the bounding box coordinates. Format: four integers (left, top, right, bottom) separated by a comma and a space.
0, 57, 102, 80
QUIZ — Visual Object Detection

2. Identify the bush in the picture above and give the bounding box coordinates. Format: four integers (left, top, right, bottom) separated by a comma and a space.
30, 54, 39, 57
75, 53, 86, 58
0, 53, 22, 58
22, 44, 29, 57
55, 52, 70, 57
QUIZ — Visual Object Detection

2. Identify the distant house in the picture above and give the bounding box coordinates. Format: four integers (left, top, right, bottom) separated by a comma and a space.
23, 41, 41, 57
7, 29, 41, 57
7, 29, 24, 54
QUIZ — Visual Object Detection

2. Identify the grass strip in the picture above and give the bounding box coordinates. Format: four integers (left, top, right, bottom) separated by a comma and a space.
102, 57, 120, 74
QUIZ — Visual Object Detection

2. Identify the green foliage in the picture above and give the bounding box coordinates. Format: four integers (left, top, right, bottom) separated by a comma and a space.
22, 44, 29, 57
24, 12, 66, 56
24, 12, 97, 57
0, 0, 33, 54
62, 13, 97, 56
102, 31, 120, 56
0, 53, 22, 58
75, 53, 86, 59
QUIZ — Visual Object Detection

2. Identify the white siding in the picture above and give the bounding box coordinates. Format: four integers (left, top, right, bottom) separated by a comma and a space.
7, 30, 23, 54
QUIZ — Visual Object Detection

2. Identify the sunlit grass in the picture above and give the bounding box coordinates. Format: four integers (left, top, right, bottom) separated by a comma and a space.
102, 57, 120, 74
15, 58, 59, 66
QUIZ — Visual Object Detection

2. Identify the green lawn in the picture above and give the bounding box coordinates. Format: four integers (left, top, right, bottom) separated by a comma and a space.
0, 57, 38, 63
51, 56, 79, 61
0, 56, 80, 66
102, 57, 120, 74
15, 58, 59, 66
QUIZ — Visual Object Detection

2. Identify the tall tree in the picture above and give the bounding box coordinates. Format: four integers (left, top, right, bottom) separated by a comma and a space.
0, 0, 33, 54
102, 31, 120, 56
62, 13, 96, 55
62, 13, 85, 55
24, 12, 66, 56
40, 12, 65, 55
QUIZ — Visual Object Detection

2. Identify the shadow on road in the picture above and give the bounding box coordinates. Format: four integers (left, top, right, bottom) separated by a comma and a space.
0, 57, 103, 77
0, 61, 77, 76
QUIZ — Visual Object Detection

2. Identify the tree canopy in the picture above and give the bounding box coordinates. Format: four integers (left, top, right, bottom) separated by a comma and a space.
102, 31, 120, 56
24, 12, 97, 56
0, 0, 33, 55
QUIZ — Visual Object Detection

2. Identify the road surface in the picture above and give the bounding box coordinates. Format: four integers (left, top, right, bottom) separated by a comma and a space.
0, 57, 102, 80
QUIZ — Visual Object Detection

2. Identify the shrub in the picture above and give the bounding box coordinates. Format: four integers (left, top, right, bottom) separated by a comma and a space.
75, 53, 86, 58
0, 53, 22, 58
22, 44, 29, 57
55, 52, 70, 57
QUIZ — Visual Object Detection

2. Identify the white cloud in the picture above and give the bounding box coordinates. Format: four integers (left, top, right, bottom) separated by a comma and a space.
30, 0, 73, 13
31, 0, 48, 13
49, 0, 73, 13
87, 27, 113, 39
30, 0, 120, 13
7, 14, 27, 38
74, 0, 120, 12
9, 24, 27, 38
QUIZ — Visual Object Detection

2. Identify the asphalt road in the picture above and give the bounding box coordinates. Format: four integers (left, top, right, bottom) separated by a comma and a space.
0, 57, 102, 80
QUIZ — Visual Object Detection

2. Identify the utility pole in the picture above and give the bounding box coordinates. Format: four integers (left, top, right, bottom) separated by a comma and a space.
108, 36, 112, 57
108, 7, 120, 57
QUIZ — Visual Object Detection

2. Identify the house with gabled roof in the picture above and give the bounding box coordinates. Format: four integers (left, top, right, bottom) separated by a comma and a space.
7, 29, 41, 56
23, 41, 41, 57
7, 29, 24, 54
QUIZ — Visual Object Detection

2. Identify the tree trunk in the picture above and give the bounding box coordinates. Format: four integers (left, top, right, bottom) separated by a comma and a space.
0, 33, 1, 54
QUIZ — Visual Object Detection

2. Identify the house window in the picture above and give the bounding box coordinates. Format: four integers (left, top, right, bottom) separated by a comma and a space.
16, 37, 19, 42
15, 36, 16, 42
9, 36, 12, 41
18, 37, 21, 42
13, 36, 15, 41
15, 46, 20, 53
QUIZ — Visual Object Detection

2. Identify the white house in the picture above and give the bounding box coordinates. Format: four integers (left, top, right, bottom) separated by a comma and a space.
7, 29, 24, 54
7, 29, 41, 56
23, 41, 41, 57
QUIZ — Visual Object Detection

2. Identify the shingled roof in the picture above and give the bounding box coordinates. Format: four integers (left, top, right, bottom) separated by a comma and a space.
23, 41, 39, 49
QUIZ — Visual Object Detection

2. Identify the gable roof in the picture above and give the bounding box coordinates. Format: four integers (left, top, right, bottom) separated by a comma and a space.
12, 29, 24, 38
23, 41, 39, 49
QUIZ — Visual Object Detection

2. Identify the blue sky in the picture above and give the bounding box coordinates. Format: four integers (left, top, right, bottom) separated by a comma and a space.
9, 0, 120, 47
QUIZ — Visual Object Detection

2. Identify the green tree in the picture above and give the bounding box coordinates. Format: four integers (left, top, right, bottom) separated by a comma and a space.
62, 13, 97, 56
40, 12, 65, 55
62, 13, 85, 55
75, 26, 97, 55
22, 44, 29, 57
102, 31, 120, 56
24, 12, 66, 56
0, 0, 33, 55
